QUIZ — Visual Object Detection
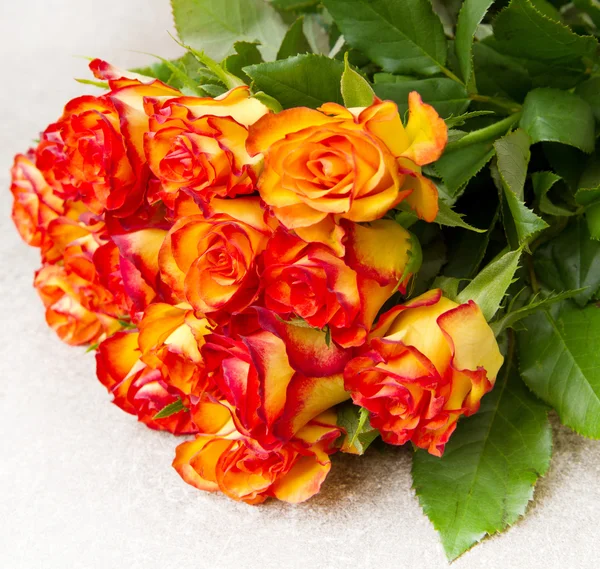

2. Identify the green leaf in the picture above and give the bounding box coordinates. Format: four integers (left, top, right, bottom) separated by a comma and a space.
534, 217, 600, 307
410, 228, 447, 297
277, 16, 312, 59
75, 78, 109, 90
575, 77, 600, 123
577, 156, 600, 239
243, 54, 344, 108
431, 0, 463, 34
445, 110, 495, 128
585, 204, 600, 240
519, 301, 600, 437
271, 0, 319, 11
182, 46, 246, 90
153, 398, 186, 420
491, 289, 586, 335
494, 0, 598, 67
118, 319, 137, 330
455, 0, 495, 85
322, 0, 449, 77
131, 60, 176, 83
544, 143, 586, 191
494, 129, 549, 247
529, 0, 562, 19
336, 403, 380, 455
435, 145, 495, 196
435, 200, 486, 232
457, 249, 522, 321
143, 53, 207, 95
223, 41, 263, 83
576, 154, 600, 202
494, 128, 530, 200
412, 345, 551, 561
200, 84, 227, 97
171, 0, 287, 61
252, 91, 284, 112
443, 206, 500, 279
520, 88, 595, 153
472, 41, 532, 102
573, 0, 600, 28
532, 171, 574, 216
396, 199, 486, 233
432, 275, 461, 300
404, 229, 424, 282
341, 53, 376, 108
373, 77, 469, 119
435, 114, 520, 196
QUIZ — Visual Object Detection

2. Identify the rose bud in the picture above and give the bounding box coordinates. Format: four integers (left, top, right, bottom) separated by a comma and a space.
172, 410, 341, 504
344, 289, 504, 457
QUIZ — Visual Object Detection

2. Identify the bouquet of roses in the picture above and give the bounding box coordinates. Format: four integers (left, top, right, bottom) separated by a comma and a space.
9, 0, 600, 560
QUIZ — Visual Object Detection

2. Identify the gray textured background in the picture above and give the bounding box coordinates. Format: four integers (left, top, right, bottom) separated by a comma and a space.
1, 1, 599, 567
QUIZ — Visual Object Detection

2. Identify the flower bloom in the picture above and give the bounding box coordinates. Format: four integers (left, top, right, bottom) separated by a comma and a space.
144, 86, 269, 208
10, 153, 64, 247
34, 264, 121, 346
344, 289, 504, 456
95, 299, 236, 435
35, 95, 139, 215
159, 198, 273, 315
95, 326, 230, 435
260, 219, 421, 347
11, 54, 488, 506
246, 94, 446, 251
202, 311, 350, 450
173, 410, 341, 504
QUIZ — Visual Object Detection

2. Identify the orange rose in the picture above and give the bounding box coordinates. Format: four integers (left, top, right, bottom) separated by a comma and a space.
173, 410, 341, 504
260, 219, 420, 347
246, 93, 446, 252
143, 86, 269, 208
108, 225, 169, 314
159, 198, 273, 315
202, 312, 350, 450
137, 302, 213, 396
34, 94, 141, 215
10, 153, 64, 247
344, 289, 504, 456
34, 264, 121, 346
95, 327, 230, 435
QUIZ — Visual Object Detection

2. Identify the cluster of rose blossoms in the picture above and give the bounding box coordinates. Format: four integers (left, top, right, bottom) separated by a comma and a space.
10, 60, 503, 505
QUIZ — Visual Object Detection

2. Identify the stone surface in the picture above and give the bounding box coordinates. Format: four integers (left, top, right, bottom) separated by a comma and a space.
0, 2, 599, 568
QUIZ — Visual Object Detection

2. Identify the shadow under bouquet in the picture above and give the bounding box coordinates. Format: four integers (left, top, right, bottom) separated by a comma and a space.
9, 0, 600, 561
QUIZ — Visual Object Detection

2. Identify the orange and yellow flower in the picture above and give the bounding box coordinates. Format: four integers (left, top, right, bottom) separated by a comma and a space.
10, 153, 64, 248
144, 86, 269, 207
344, 289, 503, 456
159, 197, 274, 316
95, 326, 230, 435
12, 57, 501, 507
246, 93, 446, 252
260, 219, 420, 348
173, 410, 341, 504
202, 314, 350, 450
35, 95, 140, 216
34, 264, 121, 346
